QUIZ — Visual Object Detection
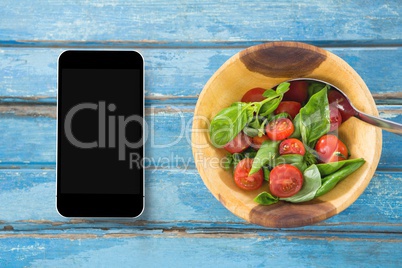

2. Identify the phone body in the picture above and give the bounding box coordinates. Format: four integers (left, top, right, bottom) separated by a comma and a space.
57, 50, 144, 218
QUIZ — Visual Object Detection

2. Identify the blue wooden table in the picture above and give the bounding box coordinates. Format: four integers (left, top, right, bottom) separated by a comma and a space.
0, 1, 401, 267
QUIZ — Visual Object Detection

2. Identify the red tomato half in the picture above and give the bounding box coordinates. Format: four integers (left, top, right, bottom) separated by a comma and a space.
274, 101, 302, 119
315, 134, 348, 163
241, 88, 266, 103
329, 103, 343, 132
224, 132, 252, 154
234, 158, 264, 191
251, 134, 270, 149
279, 138, 306, 156
265, 118, 294, 141
282, 81, 308, 103
269, 164, 303, 198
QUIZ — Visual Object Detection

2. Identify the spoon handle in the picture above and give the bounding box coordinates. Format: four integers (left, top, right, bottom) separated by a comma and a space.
356, 112, 402, 136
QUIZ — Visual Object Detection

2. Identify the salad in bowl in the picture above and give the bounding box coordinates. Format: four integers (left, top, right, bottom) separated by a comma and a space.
209, 80, 365, 206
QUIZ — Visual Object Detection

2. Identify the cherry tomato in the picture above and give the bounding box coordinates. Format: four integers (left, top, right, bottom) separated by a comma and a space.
234, 158, 264, 191
282, 81, 308, 103
265, 118, 294, 141
315, 134, 349, 163
274, 101, 302, 119
279, 138, 306, 156
251, 134, 270, 149
224, 132, 252, 154
269, 164, 303, 198
329, 103, 343, 132
241, 88, 266, 103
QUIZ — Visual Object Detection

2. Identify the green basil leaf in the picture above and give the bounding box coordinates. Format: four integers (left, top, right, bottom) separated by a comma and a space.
223, 154, 233, 170
281, 164, 321, 203
262, 89, 278, 98
274, 154, 304, 167
275, 82, 291, 95
209, 102, 252, 147
308, 82, 327, 98
257, 83, 290, 117
259, 97, 281, 117
231, 153, 244, 168
270, 112, 290, 121
254, 191, 279, 205
291, 161, 308, 172
257, 118, 268, 137
316, 158, 365, 177
243, 126, 259, 137
274, 154, 307, 172
316, 159, 365, 197
243, 150, 258, 159
262, 166, 270, 181
304, 149, 318, 166
289, 113, 301, 139
249, 140, 280, 175
299, 88, 330, 148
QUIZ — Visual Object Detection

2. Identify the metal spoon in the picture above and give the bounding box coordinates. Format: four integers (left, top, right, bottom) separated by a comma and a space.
289, 78, 402, 136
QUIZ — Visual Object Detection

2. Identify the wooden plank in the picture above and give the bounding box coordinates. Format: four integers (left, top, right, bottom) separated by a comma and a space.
0, 233, 402, 267
0, 1, 401, 44
0, 47, 401, 100
0, 169, 401, 232
0, 106, 401, 170
0, 232, 401, 267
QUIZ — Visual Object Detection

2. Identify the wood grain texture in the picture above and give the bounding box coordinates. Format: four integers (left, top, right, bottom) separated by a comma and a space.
0, 47, 401, 100
0, 0, 401, 264
0, 232, 401, 267
0, 169, 401, 230
240, 42, 327, 77
0, 1, 401, 44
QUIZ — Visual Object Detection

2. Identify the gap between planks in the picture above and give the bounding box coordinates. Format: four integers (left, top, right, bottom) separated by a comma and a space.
0, 101, 402, 118
0, 104, 195, 118
0, 229, 401, 242
1, 40, 402, 49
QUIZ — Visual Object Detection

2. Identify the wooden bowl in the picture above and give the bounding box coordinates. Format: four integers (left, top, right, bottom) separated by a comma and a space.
192, 42, 382, 228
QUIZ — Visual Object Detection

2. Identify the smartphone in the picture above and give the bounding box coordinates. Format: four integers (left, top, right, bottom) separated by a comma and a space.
57, 50, 144, 217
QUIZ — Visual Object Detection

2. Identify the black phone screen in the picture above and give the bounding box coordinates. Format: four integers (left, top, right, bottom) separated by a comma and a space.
57, 51, 144, 217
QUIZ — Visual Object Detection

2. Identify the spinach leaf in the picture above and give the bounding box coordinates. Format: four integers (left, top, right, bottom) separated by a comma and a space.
246, 117, 268, 137
209, 102, 253, 147
304, 149, 318, 166
274, 154, 307, 172
262, 89, 278, 98
259, 83, 290, 117
274, 154, 304, 166
254, 191, 279, 205
270, 112, 290, 121
223, 153, 244, 170
259, 98, 282, 117
289, 113, 301, 139
281, 164, 321, 203
249, 140, 280, 175
316, 158, 365, 177
262, 166, 270, 181
224, 148, 259, 170
243, 126, 259, 137
209, 82, 290, 148
276, 82, 291, 95
223, 154, 233, 170
291, 161, 308, 173
315, 159, 365, 197
299, 88, 330, 148
308, 82, 328, 98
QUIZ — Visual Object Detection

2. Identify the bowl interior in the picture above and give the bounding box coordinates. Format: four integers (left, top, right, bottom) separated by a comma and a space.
192, 42, 381, 228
